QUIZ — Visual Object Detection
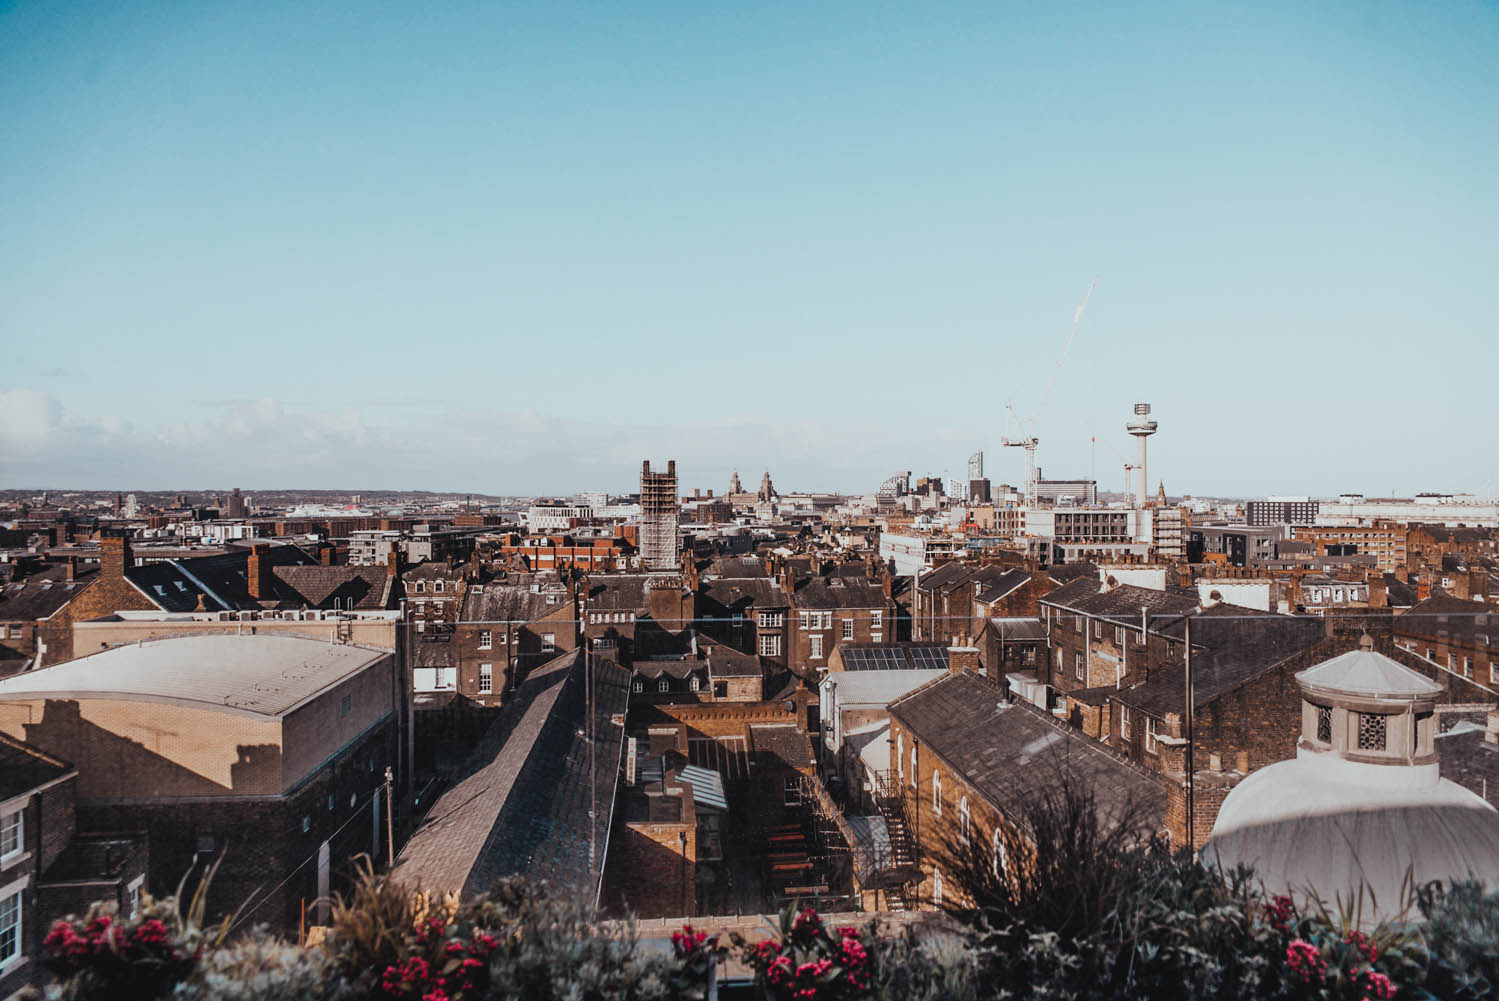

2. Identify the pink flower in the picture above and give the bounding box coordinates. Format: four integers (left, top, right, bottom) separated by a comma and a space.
1286, 939, 1326, 983
1364, 970, 1397, 1000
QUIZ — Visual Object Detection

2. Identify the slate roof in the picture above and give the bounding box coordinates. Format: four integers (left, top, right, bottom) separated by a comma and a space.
1047, 562, 1100, 585
1383, 573, 1419, 608
1400, 594, 1493, 635
699, 577, 790, 613
790, 575, 888, 611
1040, 581, 1199, 626
125, 545, 319, 612
392, 650, 630, 902
974, 569, 1032, 604
462, 578, 567, 623
705, 557, 768, 579
1119, 607, 1325, 717
273, 565, 393, 610
750, 723, 813, 772
0, 568, 96, 621
0, 731, 74, 802
704, 641, 762, 678
984, 617, 1048, 641
890, 673, 1168, 833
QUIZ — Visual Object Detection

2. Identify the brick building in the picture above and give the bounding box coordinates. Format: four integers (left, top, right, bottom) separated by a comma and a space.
1394, 594, 1497, 693
695, 575, 791, 666
888, 672, 1167, 909
0, 634, 404, 934
492, 529, 637, 572
581, 574, 694, 666
1293, 521, 1407, 572
783, 565, 896, 677
1036, 579, 1199, 698
1406, 524, 1498, 571
0, 560, 97, 678
911, 563, 1043, 644
0, 735, 77, 997
450, 573, 578, 704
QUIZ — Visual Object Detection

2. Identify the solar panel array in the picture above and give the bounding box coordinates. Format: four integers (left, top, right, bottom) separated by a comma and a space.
841, 645, 949, 672
907, 646, 949, 671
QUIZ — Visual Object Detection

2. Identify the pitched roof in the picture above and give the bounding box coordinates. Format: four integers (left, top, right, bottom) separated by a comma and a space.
461, 578, 566, 623
791, 575, 889, 611
1041, 581, 1199, 625
273, 565, 392, 610
0, 567, 97, 621
704, 641, 762, 678
983, 617, 1048, 641
1119, 608, 1325, 717
699, 577, 790, 612
0, 634, 389, 718
125, 546, 318, 612
890, 673, 1167, 832
705, 557, 768, 579
391, 650, 629, 902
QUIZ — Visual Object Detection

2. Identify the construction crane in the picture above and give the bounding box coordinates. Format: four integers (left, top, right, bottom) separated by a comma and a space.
1002, 277, 1099, 508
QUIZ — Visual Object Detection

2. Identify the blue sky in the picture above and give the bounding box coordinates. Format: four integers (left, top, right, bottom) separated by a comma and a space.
2, 1, 1495, 497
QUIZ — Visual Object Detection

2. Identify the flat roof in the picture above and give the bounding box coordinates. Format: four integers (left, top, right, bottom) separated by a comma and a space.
0, 634, 388, 719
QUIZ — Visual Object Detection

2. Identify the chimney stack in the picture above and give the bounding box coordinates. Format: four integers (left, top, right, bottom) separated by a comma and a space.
65, 556, 78, 582
100, 530, 132, 579
247, 543, 273, 600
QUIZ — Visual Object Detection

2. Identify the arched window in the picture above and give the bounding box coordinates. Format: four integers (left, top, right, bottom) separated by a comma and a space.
434, 579, 444, 593
932, 771, 942, 816
958, 796, 970, 845
414, 581, 425, 593
897, 733, 904, 779
933, 869, 943, 908
993, 827, 1008, 880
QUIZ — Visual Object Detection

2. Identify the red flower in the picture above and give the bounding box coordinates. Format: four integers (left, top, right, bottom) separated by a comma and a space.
1264, 894, 1296, 934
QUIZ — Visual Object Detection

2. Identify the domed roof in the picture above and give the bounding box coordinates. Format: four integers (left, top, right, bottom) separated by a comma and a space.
1204, 755, 1499, 916
1295, 647, 1443, 701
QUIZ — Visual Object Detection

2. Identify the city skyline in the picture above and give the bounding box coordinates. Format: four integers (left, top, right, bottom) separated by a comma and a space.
3, 2, 1496, 494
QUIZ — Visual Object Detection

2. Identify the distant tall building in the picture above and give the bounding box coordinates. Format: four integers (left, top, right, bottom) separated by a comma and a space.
729, 470, 743, 495
639, 460, 679, 570
758, 471, 776, 502
226, 487, 247, 519
1246, 498, 1320, 527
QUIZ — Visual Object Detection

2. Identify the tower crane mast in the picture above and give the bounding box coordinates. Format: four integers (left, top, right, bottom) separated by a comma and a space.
1001, 278, 1098, 510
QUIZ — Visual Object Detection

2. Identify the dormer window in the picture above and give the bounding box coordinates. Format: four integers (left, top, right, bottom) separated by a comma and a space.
434, 580, 444, 593
414, 581, 425, 593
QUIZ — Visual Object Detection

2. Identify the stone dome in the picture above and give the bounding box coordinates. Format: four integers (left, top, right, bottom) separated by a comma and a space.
1202, 641, 1499, 918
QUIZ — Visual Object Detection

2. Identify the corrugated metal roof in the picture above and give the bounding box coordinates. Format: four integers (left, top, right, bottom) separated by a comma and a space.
0, 634, 387, 718
677, 764, 728, 812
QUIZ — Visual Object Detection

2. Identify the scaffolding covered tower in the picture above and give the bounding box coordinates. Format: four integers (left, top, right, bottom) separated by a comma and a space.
639, 459, 680, 570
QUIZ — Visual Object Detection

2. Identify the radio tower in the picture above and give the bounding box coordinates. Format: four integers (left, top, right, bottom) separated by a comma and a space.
1126, 404, 1158, 509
